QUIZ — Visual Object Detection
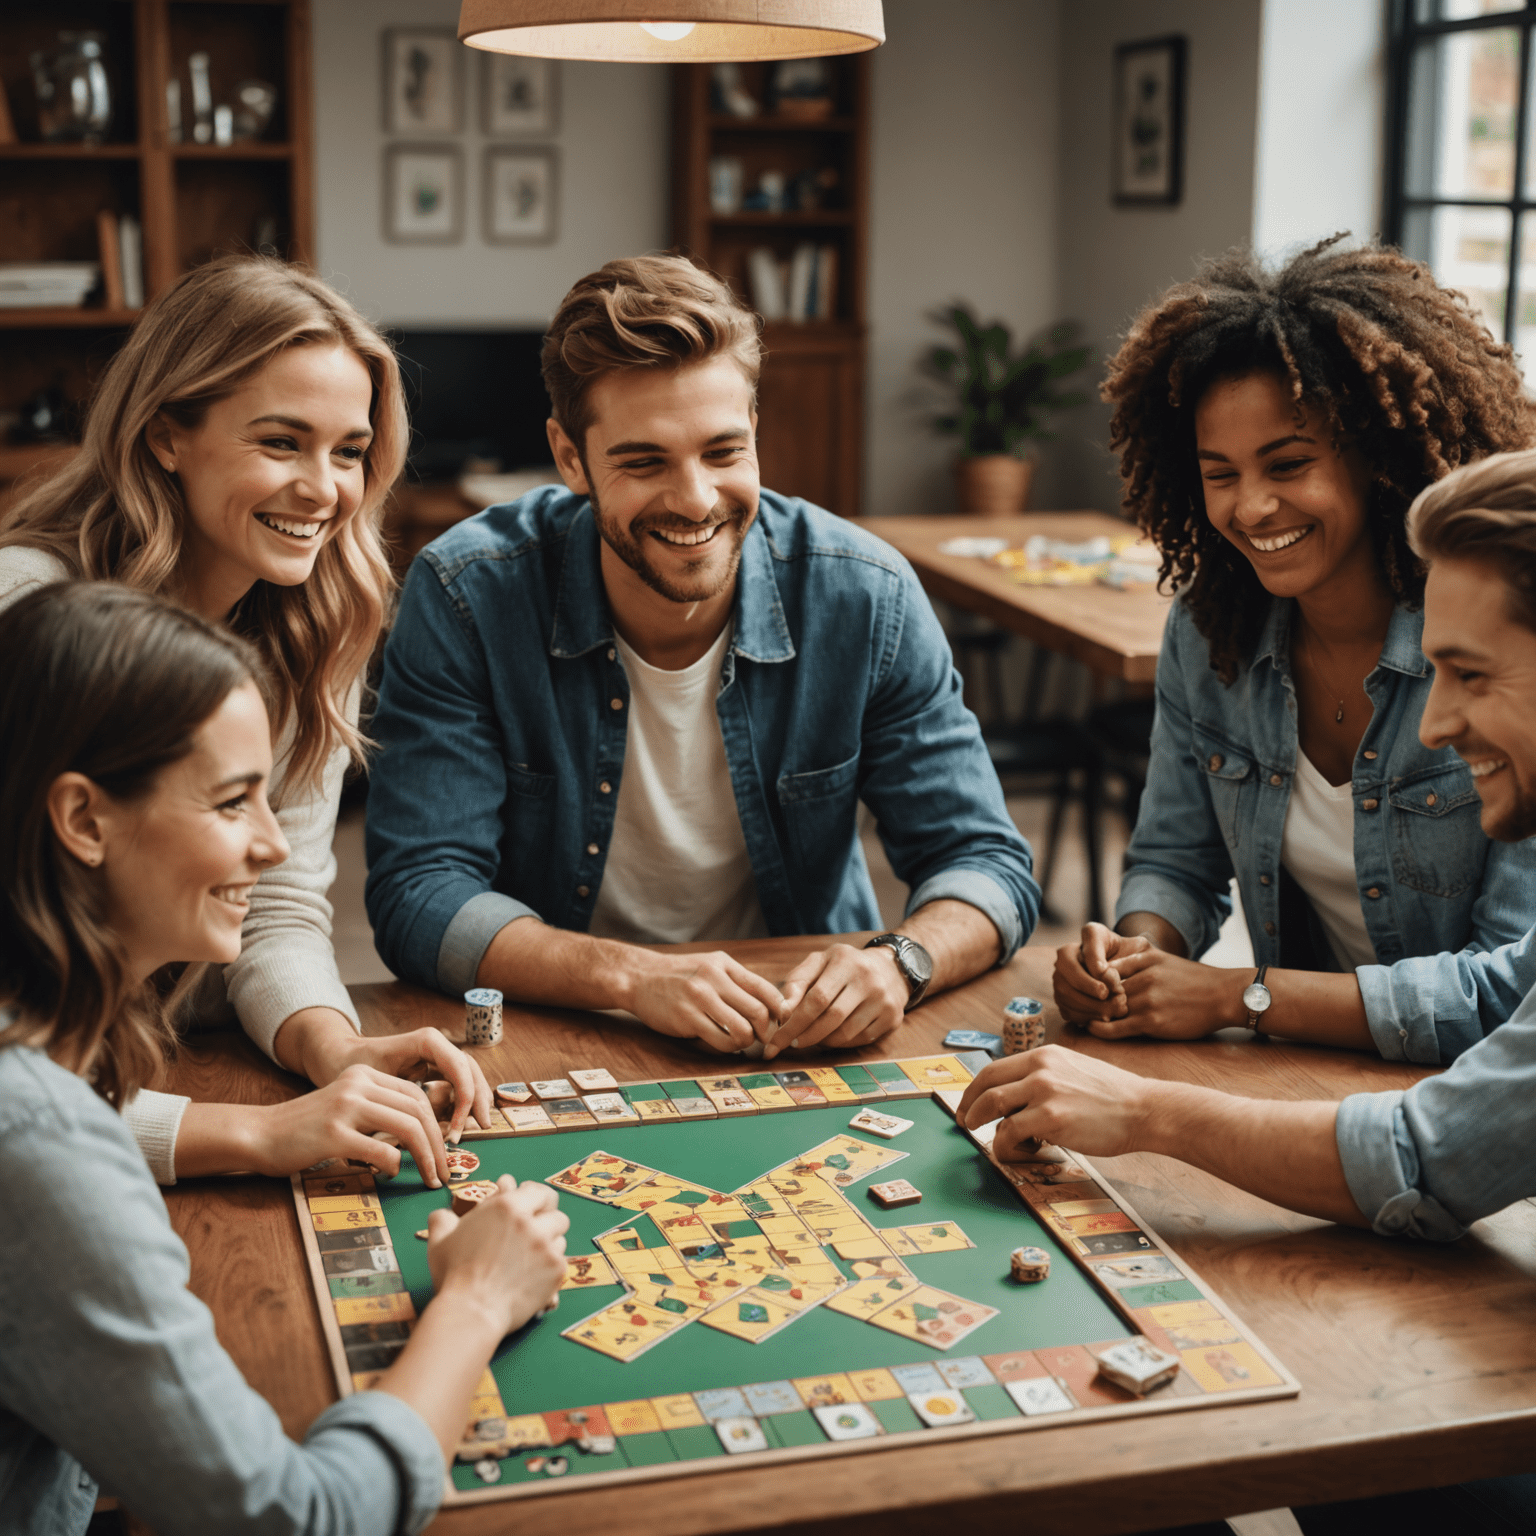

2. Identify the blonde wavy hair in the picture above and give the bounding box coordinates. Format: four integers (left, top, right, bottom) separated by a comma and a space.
0, 255, 405, 795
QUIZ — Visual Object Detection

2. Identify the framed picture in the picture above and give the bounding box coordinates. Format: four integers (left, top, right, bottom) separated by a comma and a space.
1112, 35, 1186, 206
484, 54, 559, 135
484, 146, 559, 245
384, 144, 464, 245
383, 28, 462, 134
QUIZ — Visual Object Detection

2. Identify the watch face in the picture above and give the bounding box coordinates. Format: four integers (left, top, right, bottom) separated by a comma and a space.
901, 939, 934, 986
1241, 982, 1272, 1013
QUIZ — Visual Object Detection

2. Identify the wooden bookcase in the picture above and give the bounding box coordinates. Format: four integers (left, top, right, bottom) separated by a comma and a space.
0, 0, 312, 465
671, 55, 869, 517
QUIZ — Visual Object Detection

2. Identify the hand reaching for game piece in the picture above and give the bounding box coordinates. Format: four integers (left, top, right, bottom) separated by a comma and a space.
622, 950, 787, 1053
765, 942, 907, 1057
427, 1175, 569, 1337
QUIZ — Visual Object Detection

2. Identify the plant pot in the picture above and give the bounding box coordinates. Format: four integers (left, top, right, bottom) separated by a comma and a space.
955, 454, 1034, 515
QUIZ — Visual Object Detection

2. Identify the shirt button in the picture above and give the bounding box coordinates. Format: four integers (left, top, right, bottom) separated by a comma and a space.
1399, 1028, 1408, 1039
610, 697, 624, 710
1366, 887, 1381, 899
1208, 754, 1223, 771
607, 647, 616, 661
1269, 773, 1283, 786
1259, 874, 1271, 886
586, 842, 600, 855
577, 885, 589, 898
599, 781, 612, 794
1426, 791, 1438, 807
1264, 920, 1276, 935
1363, 749, 1378, 760
1361, 798, 1379, 811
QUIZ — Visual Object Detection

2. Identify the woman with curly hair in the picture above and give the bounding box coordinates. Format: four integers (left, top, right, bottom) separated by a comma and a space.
0, 256, 492, 1185
1053, 237, 1536, 1060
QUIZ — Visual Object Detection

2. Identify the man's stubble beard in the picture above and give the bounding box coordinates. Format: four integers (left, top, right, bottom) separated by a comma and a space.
590, 483, 753, 605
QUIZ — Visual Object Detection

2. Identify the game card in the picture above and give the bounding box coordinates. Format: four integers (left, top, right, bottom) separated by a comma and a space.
560, 1253, 619, 1290
888, 1221, 974, 1254
863, 1284, 999, 1351
561, 1297, 690, 1361
546, 1151, 661, 1203
823, 1273, 920, 1319
697, 1288, 801, 1343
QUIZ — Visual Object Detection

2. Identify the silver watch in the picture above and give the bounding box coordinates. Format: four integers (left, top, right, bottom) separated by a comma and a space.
1242, 964, 1272, 1035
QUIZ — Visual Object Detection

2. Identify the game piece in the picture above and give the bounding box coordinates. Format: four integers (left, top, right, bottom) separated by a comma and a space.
944, 1028, 1004, 1057
473, 1457, 501, 1484
463, 987, 503, 1046
714, 1416, 768, 1454
935, 1356, 995, 1390
699, 1075, 757, 1114
581, 1091, 640, 1123
864, 1062, 923, 1098
848, 1107, 913, 1139
544, 1455, 569, 1476
907, 1390, 975, 1428
443, 1149, 480, 1183
833, 1064, 886, 1100
736, 1072, 798, 1111
1093, 1338, 1181, 1396
1010, 1245, 1051, 1282
660, 1080, 718, 1118
414, 1229, 428, 1240
1002, 996, 1045, 1054
494, 1082, 532, 1104
504, 1102, 557, 1135
524, 1456, 546, 1474
531, 1078, 576, 1100
1004, 1376, 1077, 1416
569, 1067, 619, 1092
869, 1179, 922, 1209
773, 1069, 828, 1107
451, 1179, 498, 1216
543, 1097, 598, 1128
813, 1402, 882, 1440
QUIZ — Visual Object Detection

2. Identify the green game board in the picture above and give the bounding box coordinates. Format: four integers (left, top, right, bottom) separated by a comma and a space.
293, 1064, 1298, 1505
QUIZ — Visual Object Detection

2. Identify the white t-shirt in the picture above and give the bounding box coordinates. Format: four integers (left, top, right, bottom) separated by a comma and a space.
1279, 747, 1377, 971
589, 624, 769, 945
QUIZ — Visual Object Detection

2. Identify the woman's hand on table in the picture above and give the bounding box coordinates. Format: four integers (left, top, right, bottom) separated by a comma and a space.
428, 1175, 570, 1335
1079, 948, 1250, 1040
1053, 922, 1151, 1024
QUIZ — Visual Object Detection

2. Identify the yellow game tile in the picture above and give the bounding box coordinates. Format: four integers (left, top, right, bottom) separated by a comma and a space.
351, 1372, 385, 1393
562, 1253, 619, 1289
474, 1369, 499, 1396
895, 1055, 973, 1088
306, 1193, 383, 1215
651, 1393, 707, 1429
312, 1208, 385, 1233
1057, 1211, 1137, 1236
333, 1291, 415, 1326
604, 1399, 663, 1436
697, 1288, 799, 1343
467, 1394, 504, 1422
832, 1235, 897, 1261
792, 1373, 857, 1408
562, 1297, 689, 1361
847, 1367, 904, 1402
1145, 1299, 1223, 1328
743, 1082, 797, 1111
502, 1414, 554, 1449
1179, 1340, 1284, 1393
864, 1285, 998, 1351
1048, 1199, 1120, 1218
805, 1067, 859, 1103
635, 1098, 681, 1122
824, 1274, 920, 1319
890, 1221, 974, 1254
304, 1172, 374, 1198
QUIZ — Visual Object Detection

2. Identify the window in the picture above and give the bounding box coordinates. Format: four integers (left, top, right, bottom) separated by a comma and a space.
1386, 0, 1535, 361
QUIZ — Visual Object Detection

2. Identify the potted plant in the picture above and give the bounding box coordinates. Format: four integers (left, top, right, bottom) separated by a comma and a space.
922, 305, 1093, 514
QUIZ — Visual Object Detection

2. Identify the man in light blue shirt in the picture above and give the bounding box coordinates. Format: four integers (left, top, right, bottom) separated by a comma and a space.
959, 451, 1536, 1532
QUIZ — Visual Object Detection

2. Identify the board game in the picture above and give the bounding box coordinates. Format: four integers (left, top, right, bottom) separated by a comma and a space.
291, 1052, 1298, 1506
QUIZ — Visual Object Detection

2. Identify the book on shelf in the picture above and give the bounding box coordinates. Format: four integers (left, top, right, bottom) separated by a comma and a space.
0, 262, 101, 310
747, 243, 839, 324
119, 215, 144, 309
96, 212, 125, 311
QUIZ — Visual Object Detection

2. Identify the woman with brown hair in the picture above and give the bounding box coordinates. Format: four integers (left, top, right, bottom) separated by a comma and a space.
0, 255, 490, 1184
1052, 237, 1536, 1059
0, 581, 567, 1535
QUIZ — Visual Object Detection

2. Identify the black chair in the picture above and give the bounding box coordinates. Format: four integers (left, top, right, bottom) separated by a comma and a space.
1084, 696, 1156, 832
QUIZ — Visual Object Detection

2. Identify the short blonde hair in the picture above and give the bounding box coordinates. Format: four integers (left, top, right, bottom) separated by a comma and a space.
1408, 449, 1536, 630
541, 254, 761, 453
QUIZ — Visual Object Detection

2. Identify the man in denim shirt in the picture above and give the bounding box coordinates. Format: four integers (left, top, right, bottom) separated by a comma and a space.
960, 453, 1536, 1532
366, 257, 1037, 1053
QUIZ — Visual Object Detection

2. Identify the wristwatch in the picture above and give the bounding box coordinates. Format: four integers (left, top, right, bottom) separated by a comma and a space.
864, 933, 934, 1010
1242, 964, 1272, 1035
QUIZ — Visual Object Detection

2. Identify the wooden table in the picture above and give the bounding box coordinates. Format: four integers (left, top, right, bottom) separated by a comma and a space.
160, 940, 1536, 1536
850, 513, 1172, 682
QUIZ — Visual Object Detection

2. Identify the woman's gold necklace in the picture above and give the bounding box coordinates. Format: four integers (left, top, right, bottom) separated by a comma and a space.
1301, 626, 1348, 724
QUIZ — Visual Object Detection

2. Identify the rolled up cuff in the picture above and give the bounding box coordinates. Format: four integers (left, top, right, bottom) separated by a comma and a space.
906, 867, 1022, 964
306, 1391, 445, 1535
1114, 872, 1213, 960
1355, 962, 1441, 1064
1334, 1090, 1467, 1242
120, 1088, 191, 1186
437, 890, 541, 997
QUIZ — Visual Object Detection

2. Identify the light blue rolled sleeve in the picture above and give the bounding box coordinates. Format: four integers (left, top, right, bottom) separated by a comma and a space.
437, 889, 538, 996
0, 1045, 445, 1536
907, 868, 1023, 963
1335, 981, 1536, 1241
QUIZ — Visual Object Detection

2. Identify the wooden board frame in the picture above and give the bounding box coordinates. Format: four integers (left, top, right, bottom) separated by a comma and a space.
290, 1059, 1298, 1506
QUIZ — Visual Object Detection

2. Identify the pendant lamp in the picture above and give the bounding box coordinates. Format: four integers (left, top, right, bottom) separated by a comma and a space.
458, 1, 885, 62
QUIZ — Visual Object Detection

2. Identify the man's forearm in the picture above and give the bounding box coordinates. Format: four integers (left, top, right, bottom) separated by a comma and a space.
476, 917, 650, 1012
900, 899, 1002, 993
1139, 1080, 1366, 1226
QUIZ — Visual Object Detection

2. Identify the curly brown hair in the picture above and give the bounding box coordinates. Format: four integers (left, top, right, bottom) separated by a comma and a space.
1102, 235, 1533, 681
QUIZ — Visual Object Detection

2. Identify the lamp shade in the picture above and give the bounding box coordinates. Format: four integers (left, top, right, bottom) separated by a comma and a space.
458, 0, 884, 61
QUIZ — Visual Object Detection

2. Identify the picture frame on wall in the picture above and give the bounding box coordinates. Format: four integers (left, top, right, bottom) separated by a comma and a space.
384, 144, 464, 245
484, 54, 559, 135
1111, 35, 1186, 206
484, 145, 559, 244
383, 28, 462, 134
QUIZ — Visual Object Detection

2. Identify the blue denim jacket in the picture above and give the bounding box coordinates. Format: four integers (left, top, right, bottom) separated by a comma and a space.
1116, 598, 1536, 1063
0, 1042, 443, 1536
365, 488, 1039, 995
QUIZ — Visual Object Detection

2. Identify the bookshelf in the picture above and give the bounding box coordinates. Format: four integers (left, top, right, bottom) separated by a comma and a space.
671, 55, 869, 516
0, 0, 312, 448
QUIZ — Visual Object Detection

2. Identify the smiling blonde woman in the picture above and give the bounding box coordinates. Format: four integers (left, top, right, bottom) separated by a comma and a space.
0, 255, 492, 1184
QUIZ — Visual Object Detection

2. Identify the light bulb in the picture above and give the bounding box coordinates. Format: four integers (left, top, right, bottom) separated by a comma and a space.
639, 21, 696, 41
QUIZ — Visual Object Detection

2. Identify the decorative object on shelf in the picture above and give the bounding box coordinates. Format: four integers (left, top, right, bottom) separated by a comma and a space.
457, 0, 884, 62
232, 80, 279, 141
13, 383, 73, 443
188, 51, 214, 144
710, 61, 758, 116
213, 104, 233, 146
745, 243, 837, 322
922, 305, 1092, 515
1112, 35, 1186, 207
483, 54, 558, 134
384, 28, 463, 134
708, 156, 743, 214
384, 143, 464, 245
30, 32, 111, 143
165, 78, 182, 144
769, 57, 833, 120
484, 145, 558, 244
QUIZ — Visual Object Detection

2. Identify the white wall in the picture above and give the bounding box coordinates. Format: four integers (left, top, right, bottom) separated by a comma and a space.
1252, 0, 1386, 261
311, 0, 668, 326
864, 0, 1062, 517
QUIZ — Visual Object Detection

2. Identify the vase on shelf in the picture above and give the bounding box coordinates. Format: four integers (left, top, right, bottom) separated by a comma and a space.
955, 454, 1034, 516
30, 32, 111, 143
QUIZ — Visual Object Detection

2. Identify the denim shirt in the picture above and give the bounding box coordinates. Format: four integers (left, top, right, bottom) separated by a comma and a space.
1116, 598, 1536, 1063
0, 1042, 443, 1536
1337, 957, 1536, 1240
365, 487, 1039, 995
